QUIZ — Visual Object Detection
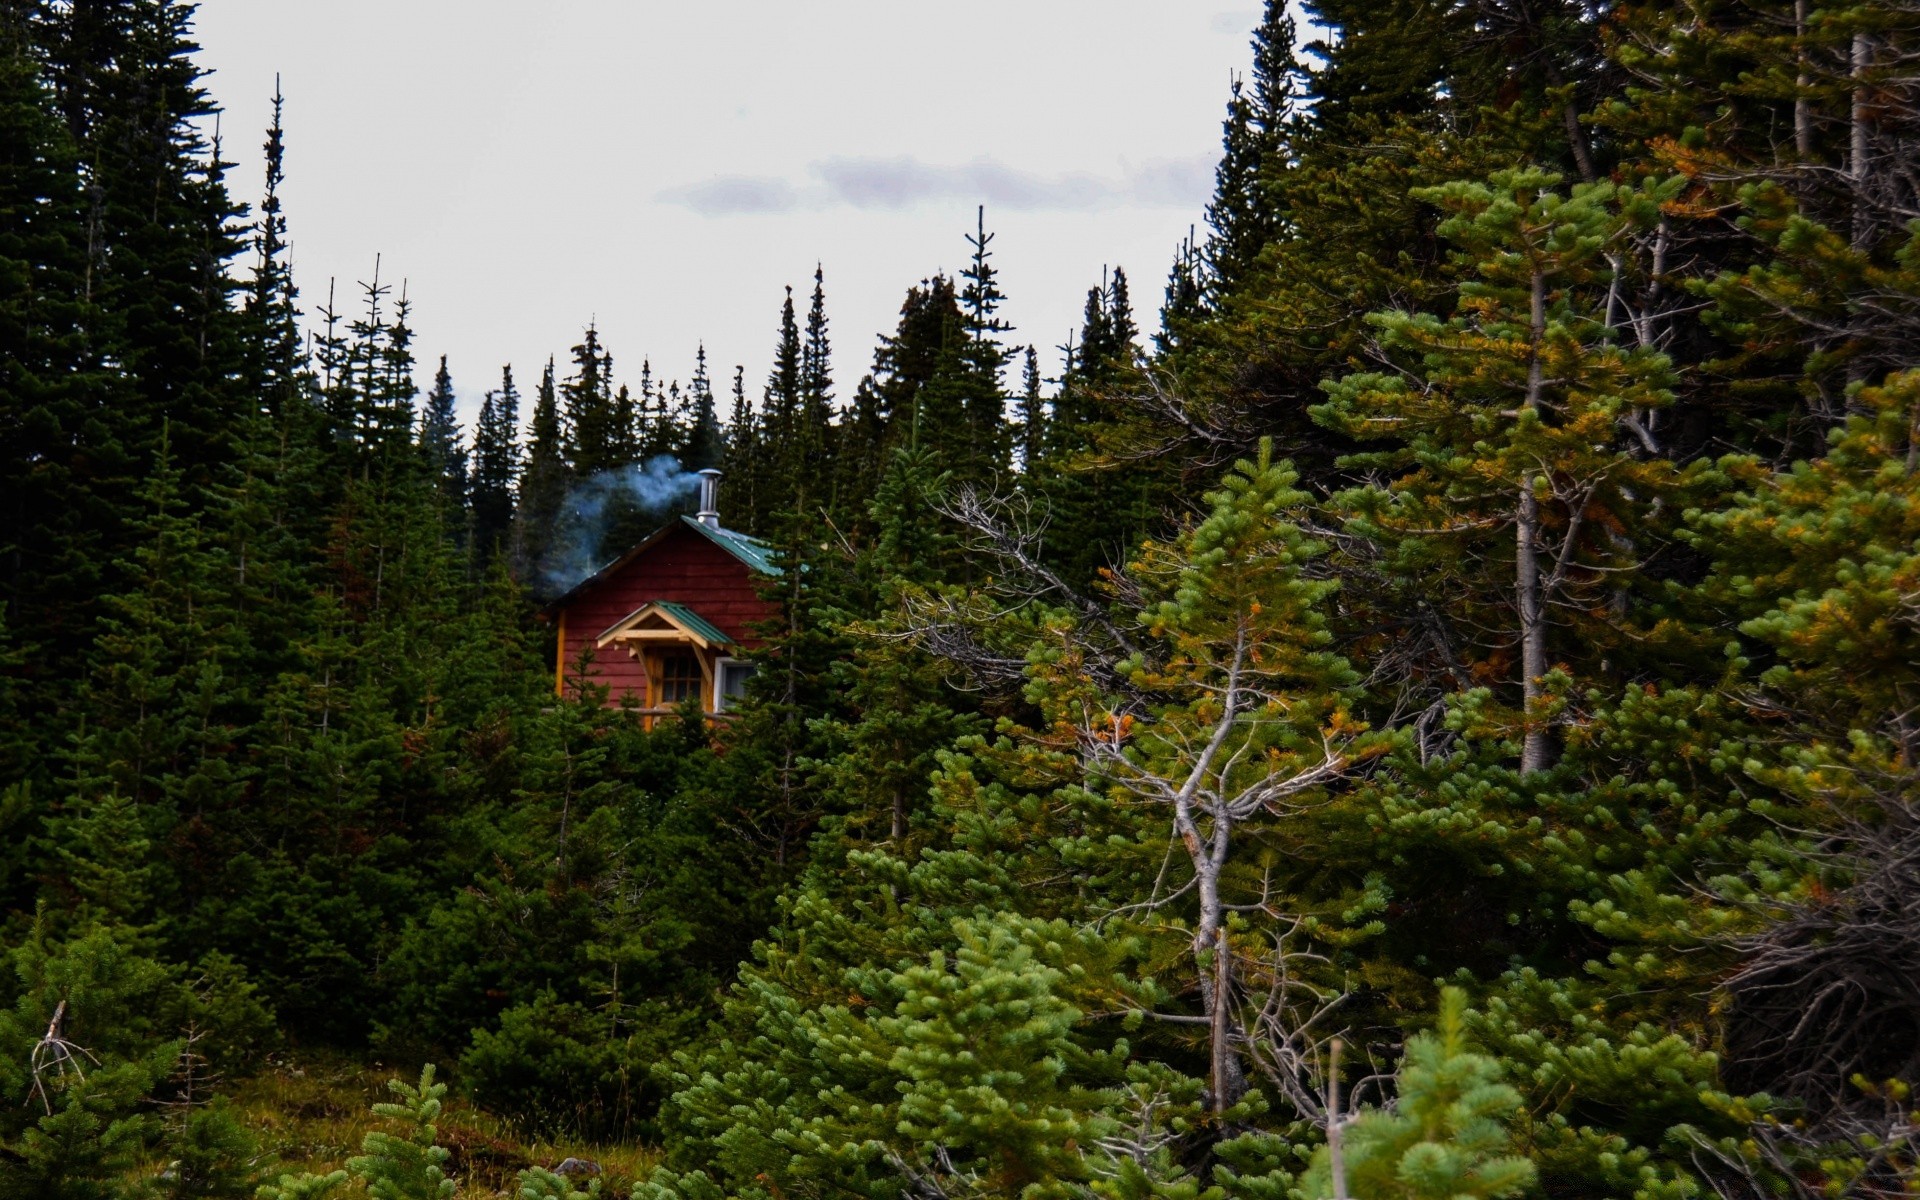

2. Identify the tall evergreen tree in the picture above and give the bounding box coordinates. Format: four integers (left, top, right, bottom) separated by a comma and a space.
762, 286, 803, 497
683, 344, 724, 470
417, 355, 466, 514
244, 74, 302, 419
956, 207, 1012, 480
469, 364, 519, 567
1017, 345, 1045, 473
798, 267, 836, 489
561, 324, 618, 475
512, 357, 568, 589
721, 364, 761, 528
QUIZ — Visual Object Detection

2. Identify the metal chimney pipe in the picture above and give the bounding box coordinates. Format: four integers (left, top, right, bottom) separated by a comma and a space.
695, 468, 722, 529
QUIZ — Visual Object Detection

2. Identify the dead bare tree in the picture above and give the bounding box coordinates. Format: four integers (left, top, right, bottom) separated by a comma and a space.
27, 1000, 99, 1114
1720, 777, 1920, 1115
919, 460, 1373, 1118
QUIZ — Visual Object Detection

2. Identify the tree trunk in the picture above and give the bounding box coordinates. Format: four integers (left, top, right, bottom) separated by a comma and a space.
1327, 1038, 1350, 1200
1210, 925, 1233, 1115
1794, 0, 1814, 160
1517, 482, 1548, 774
1851, 30, 1872, 249
1189, 820, 1245, 1114
1519, 269, 1549, 775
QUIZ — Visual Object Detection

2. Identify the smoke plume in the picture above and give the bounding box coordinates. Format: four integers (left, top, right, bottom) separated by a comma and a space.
542, 456, 701, 596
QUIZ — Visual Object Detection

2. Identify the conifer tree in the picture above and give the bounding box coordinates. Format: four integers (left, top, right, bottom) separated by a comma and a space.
512, 357, 568, 589
1039, 266, 1152, 587
638, 358, 674, 459
0, 0, 104, 755
1316, 169, 1684, 773
722, 363, 763, 533
956, 208, 1013, 482
33, 0, 252, 480
798, 267, 836, 491
562, 324, 618, 474
417, 355, 466, 514
1206, 77, 1268, 299
244, 75, 304, 419
683, 343, 724, 470
1298, 990, 1535, 1200
762, 285, 803, 496
2, 0, 253, 751
0, 925, 187, 1199
470, 365, 520, 565
1158, 225, 1204, 352
610, 383, 639, 462
1018, 344, 1046, 472
1203, 4, 1300, 301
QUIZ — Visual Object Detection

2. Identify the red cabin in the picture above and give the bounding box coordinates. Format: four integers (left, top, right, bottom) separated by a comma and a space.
543, 470, 778, 716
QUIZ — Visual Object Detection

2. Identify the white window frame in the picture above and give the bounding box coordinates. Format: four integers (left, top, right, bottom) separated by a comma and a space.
713, 656, 756, 713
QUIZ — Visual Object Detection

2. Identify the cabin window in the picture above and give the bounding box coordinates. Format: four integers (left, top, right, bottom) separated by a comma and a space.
651, 651, 702, 707
715, 657, 756, 712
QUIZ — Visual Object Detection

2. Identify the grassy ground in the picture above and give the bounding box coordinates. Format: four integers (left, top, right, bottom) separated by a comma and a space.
222, 1051, 661, 1197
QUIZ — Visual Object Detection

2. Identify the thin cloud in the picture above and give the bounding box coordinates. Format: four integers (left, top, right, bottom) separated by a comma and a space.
658, 154, 1214, 216
656, 175, 800, 216
1211, 9, 1260, 35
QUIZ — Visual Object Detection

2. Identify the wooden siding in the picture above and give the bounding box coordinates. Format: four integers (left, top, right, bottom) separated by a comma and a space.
554, 522, 777, 705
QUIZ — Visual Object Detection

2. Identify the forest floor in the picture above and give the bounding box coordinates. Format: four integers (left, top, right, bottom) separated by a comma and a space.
208, 1052, 661, 1197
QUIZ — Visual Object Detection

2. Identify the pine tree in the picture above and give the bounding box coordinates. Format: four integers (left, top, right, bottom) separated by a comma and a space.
957, 206, 1013, 481
1298, 990, 1535, 1200
610, 383, 639, 463
1039, 266, 1153, 587
683, 344, 724, 470
1205, 76, 1268, 299
0, 925, 186, 1200
417, 354, 466, 514
0, 0, 104, 766
1315, 169, 1684, 773
347, 1065, 457, 1200
1017, 345, 1046, 472
512, 357, 568, 590
34, 0, 253, 480
1158, 225, 1204, 352
762, 286, 803, 500
470, 364, 520, 566
798, 267, 836, 492
562, 323, 618, 475
722, 363, 762, 533
2, 0, 255, 769
243, 75, 303, 420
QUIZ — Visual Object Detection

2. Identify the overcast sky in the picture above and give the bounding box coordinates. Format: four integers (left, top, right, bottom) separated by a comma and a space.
191, 2, 1266, 428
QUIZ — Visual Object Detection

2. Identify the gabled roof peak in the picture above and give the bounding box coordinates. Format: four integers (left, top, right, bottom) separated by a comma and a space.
542, 515, 779, 613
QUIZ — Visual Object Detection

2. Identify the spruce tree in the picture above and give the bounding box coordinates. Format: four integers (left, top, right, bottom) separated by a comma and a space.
1158, 225, 1204, 352
957, 206, 1013, 481
1017, 344, 1046, 472
798, 267, 836, 492
761, 285, 803, 500
683, 343, 724, 470
562, 323, 618, 475
417, 354, 466, 514
512, 357, 569, 590
470, 364, 520, 566
722, 363, 763, 533
0, 0, 103, 767
243, 75, 304, 420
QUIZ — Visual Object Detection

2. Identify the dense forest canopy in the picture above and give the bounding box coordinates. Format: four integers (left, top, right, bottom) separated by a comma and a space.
3, 0, 1920, 1197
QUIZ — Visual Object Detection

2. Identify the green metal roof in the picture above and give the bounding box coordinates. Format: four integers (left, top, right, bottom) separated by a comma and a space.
681, 516, 781, 576
650, 600, 732, 646
595, 599, 734, 646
